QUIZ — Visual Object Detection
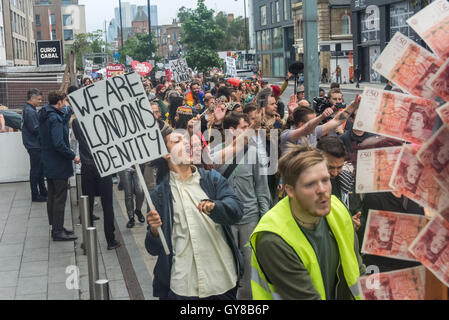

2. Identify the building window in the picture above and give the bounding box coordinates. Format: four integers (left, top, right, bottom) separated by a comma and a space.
36, 14, 41, 26
51, 13, 55, 25
283, 0, 288, 21
297, 18, 303, 40
261, 29, 271, 51
64, 30, 73, 41
62, 0, 72, 5
273, 53, 285, 77
341, 14, 351, 34
276, 1, 280, 23
257, 31, 261, 51
63, 14, 72, 26
52, 29, 57, 40
0, 27, 4, 47
360, 9, 380, 43
36, 30, 42, 40
260, 5, 267, 26
273, 27, 283, 49
390, 2, 418, 41
271, 3, 275, 24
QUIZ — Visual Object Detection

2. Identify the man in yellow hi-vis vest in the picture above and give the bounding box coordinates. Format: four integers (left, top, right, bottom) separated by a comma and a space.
251, 144, 366, 300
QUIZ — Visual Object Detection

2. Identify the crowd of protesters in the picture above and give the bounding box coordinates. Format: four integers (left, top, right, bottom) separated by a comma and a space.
11, 68, 432, 301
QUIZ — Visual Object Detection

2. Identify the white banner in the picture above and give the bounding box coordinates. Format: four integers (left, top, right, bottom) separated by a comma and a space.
226, 57, 237, 77
168, 58, 191, 83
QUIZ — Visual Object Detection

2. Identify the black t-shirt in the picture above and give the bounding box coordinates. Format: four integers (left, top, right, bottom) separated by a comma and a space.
360, 192, 425, 273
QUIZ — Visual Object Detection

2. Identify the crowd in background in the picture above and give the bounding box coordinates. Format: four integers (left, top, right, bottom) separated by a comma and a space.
13, 69, 432, 300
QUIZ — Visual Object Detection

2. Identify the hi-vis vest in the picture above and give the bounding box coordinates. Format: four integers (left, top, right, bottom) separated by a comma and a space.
250, 195, 361, 300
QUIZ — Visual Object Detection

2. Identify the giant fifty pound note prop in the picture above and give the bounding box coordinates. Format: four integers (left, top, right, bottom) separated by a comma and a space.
68, 72, 170, 255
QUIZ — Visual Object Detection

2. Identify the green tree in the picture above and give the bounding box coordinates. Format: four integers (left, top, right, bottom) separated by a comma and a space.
215, 14, 248, 51
118, 32, 160, 64
178, 0, 225, 72
70, 30, 111, 70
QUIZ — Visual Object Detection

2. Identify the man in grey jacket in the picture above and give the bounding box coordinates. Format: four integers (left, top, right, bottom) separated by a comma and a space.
214, 112, 271, 299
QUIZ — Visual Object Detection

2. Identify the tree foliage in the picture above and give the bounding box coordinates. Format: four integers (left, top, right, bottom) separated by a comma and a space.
215, 14, 248, 51
70, 30, 111, 70
178, 0, 225, 72
118, 33, 160, 64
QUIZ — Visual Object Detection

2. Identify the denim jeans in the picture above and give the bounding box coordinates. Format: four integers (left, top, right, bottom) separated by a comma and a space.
118, 168, 144, 219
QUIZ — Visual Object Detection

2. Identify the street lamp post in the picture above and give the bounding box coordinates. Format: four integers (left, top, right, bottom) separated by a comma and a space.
147, 0, 152, 58
119, 0, 124, 48
235, 0, 248, 66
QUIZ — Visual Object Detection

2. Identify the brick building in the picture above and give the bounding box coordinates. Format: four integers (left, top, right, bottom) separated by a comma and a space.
2, 0, 36, 66
33, 0, 86, 54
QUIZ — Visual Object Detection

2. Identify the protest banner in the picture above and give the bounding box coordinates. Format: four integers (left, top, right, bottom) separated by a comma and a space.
436, 103, 449, 126
165, 68, 173, 82
429, 59, 449, 102
407, 0, 449, 61
106, 64, 124, 79
372, 32, 443, 99
409, 214, 449, 288
68, 71, 170, 255
362, 210, 429, 261
169, 58, 191, 83
358, 266, 426, 300
389, 145, 449, 214
131, 61, 153, 77
417, 125, 449, 191
226, 57, 237, 77
356, 146, 402, 194
353, 87, 439, 145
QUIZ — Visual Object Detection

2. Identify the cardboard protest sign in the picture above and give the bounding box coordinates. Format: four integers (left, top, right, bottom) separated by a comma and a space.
407, 0, 449, 61
372, 32, 443, 100
353, 87, 439, 145
362, 210, 429, 261
169, 58, 191, 83
67, 72, 168, 177
226, 57, 237, 77
106, 64, 124, 79
131, 61, 153, 77
356, 146, 402, 194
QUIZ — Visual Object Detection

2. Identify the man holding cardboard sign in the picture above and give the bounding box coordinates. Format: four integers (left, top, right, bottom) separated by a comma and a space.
68, 72, 170, 252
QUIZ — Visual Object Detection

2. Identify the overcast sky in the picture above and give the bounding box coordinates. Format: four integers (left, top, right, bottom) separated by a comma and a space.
78, 0, 246, 33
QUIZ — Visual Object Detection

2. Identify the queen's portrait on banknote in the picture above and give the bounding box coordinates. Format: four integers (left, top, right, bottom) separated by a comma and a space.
364, 215, 396, 251
395, 157, 424, 194
409, 215, 449, 286
417, 126, 449, 190
404, 105, 433, 143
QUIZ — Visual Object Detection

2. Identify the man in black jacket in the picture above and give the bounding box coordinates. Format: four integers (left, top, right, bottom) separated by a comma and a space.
69, 86, 121, 251
22, 89, 47, 202
39, 91, 79, 241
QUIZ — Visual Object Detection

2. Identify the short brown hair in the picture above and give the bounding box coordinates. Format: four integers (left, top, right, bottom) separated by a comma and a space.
328, 88, 342, 98
48, 91, 66, 105
278, 144, 326, 187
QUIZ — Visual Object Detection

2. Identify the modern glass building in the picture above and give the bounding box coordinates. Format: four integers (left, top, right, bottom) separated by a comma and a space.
253, 0, 299, 77
351, 0, 425, 83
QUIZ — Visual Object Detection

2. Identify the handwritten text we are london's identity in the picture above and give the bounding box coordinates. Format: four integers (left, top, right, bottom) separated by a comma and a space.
68, 72, 167, 177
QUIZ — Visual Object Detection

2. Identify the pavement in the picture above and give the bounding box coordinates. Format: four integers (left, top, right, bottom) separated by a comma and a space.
0, 179, 158, 300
